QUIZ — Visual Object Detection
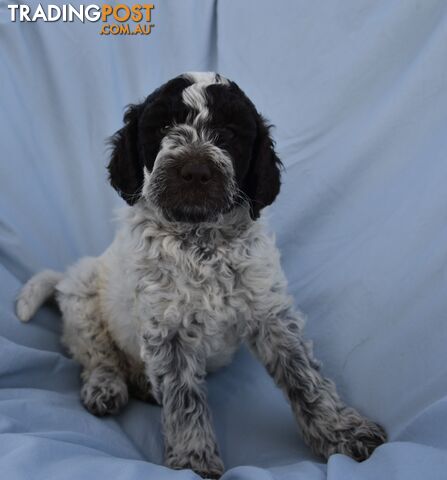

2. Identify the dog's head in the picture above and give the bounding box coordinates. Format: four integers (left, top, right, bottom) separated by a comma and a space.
108, 72, 281, 222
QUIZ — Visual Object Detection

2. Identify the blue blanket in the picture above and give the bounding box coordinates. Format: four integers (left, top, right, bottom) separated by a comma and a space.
1, 1, 447, 478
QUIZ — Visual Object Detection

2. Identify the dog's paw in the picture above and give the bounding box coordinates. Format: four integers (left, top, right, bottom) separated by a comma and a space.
333, 417, 387, 461
311, 408, 387, 462
166, 450, 224, 479
81, 375, 128, 416
16, 295, 34, 322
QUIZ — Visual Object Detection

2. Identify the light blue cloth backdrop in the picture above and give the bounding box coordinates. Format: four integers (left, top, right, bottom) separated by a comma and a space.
1, 1, 447, 479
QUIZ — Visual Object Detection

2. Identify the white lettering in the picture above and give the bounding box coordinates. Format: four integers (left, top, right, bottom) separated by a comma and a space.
67, 4, 84, 23
7, 5, 19, 22
85, 5, 101, 22
19, 4, 31, 22
32, 4, 47, 22
47, 5, 62, 22
7, 3, 122, 23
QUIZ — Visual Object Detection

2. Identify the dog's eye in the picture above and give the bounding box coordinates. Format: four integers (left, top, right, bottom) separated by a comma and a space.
160, 125, 170, 134
219, 127, 236, 140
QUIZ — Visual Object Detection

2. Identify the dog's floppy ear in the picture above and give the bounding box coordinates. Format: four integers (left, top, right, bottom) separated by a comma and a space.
108, 103, 144, 205
245, 114, 282, 219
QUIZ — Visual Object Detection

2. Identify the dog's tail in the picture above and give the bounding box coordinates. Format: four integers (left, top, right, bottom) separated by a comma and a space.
16, 270, 63, 322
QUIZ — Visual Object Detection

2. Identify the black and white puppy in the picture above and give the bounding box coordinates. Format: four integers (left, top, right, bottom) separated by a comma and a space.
17, 72, 386, 479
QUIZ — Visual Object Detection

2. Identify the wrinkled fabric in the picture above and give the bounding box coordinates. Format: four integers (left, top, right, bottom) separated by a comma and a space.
1, 1, 447, 479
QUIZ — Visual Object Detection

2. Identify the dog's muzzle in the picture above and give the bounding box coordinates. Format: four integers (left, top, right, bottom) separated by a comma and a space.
145, 141, 236, 223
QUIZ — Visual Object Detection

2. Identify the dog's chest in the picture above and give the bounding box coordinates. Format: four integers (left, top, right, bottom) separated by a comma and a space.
103, 215, 283, 370
139, 235, 249, 323
132, 233, 253, 367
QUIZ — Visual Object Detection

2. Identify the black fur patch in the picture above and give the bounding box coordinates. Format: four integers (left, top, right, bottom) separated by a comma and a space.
108, 73, 282, 219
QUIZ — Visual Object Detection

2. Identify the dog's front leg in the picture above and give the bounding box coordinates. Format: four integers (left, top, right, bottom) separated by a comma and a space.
248, 307, 387, 461
141, 330, 224, 479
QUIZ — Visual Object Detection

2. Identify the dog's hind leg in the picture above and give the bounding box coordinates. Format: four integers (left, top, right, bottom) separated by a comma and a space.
16, 270, 64, 322
56, 258, 129, 416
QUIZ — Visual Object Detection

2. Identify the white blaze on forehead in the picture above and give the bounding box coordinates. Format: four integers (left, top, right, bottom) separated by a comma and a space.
141, 166, 152, 199
182, 72, 229, 123
184, 72, 226, 84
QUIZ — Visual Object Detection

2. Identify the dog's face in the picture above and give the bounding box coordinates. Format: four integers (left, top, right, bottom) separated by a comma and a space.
108, 72, 281, 222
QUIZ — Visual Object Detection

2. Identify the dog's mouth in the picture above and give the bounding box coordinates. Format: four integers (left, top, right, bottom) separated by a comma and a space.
148, 175, 235, 223
162, 204, 223, 223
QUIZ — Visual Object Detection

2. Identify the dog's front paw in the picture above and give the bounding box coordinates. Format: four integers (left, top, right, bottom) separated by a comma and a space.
166, 449, 224, 479
81, 375, 128, 416
314, 408, 387, 462
334, 416, 387, 461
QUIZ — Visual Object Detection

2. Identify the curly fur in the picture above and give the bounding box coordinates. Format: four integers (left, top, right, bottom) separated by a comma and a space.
16, 72, 386, 479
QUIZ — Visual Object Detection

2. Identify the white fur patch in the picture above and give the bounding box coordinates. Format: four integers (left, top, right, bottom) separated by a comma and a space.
182, 72, 229, 124
16, 270, 63, 321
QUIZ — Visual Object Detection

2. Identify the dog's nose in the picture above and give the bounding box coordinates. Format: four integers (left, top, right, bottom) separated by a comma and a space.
180, 163, 212, 184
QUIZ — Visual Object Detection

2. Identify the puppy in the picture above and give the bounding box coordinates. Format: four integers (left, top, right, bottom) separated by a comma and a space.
17, 72, 386, 478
